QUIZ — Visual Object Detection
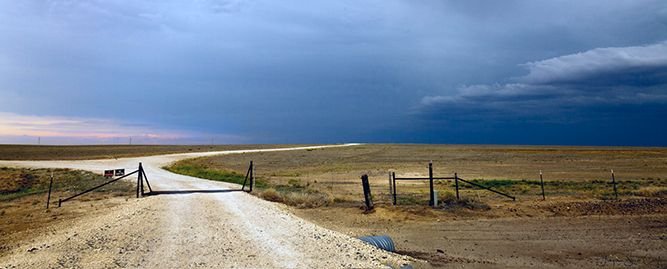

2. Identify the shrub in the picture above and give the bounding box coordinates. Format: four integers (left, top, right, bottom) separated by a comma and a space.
260, 188, 283, 203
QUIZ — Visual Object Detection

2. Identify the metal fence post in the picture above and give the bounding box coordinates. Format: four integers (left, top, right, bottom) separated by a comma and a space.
540, 170, 545, 201
249, 161, 254, 193
392, 172, 397, 205
46, 172, 54, 209
139, 163, 144, 196
429, 161, 434, 207
454, 172, 460, 200
136, 163, 142, 198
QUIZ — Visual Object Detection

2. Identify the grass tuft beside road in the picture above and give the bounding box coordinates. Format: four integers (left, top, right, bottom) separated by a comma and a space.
166, 158, 333, 208
164, 159, 255, 186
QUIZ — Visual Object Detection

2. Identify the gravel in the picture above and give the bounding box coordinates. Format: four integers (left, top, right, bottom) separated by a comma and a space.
0, 145, 413, 268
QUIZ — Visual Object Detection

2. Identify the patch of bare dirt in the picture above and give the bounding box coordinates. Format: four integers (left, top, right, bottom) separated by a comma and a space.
545, 198, 667, 216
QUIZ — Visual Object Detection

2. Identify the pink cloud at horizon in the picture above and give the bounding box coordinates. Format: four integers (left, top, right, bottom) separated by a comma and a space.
0, 112, 244, 145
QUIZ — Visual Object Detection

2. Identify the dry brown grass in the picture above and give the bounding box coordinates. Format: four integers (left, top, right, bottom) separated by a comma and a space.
0, 144, 306, 160
0, 167, 136, 252
173, 144, 667, 208
258, 188, 333, 208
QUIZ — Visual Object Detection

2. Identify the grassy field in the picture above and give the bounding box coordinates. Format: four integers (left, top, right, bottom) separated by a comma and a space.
0, 144, 302, 160
166, 144, 667, 208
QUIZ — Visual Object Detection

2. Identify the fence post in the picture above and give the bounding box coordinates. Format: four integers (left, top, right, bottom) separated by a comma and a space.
139, 163, 144, 196
611, 169, 618, 200
540, 170, 545, 201
46, 172, 54, 209
454, 172, 460, 200
392, 172, 397, 205
388, 172, 393, 198
249, 161, 254, 193
136, 163, 142, 198
429, 161, 434, 207
361, 174, 373, 211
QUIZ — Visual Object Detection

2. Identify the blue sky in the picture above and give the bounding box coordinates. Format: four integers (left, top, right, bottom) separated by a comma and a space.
1, 0, 666, 145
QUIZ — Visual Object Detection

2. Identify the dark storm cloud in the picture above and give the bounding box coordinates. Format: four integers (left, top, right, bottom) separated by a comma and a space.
1, 0, 667, 144
420, 41, 667, 120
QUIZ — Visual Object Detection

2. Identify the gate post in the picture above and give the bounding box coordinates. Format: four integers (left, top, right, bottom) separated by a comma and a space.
249, 161, 254, 192
137, 163, 143, 198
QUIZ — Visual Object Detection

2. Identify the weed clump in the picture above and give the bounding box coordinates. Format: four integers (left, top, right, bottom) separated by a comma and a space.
258, 188, 333, 208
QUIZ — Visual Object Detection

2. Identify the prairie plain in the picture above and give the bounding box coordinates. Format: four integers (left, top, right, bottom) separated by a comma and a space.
168, 144, 667, 268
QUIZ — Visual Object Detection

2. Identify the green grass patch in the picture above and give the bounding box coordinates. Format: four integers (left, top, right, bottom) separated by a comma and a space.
165, 160, 267, 187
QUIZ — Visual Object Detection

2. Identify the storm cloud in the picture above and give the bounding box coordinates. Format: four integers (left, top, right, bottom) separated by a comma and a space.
1, 1, 666, 145
420, 41, 667, 120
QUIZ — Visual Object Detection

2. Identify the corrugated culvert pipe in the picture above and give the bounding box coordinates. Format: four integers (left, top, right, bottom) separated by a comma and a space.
358, 235, 396, 252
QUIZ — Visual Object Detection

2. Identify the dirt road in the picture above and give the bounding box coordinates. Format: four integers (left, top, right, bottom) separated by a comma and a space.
0, 144, 412, 268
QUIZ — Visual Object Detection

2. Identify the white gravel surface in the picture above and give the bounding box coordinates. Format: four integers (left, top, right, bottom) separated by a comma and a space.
0, 144, 413, 268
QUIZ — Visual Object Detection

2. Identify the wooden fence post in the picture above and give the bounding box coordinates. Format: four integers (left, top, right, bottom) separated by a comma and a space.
388, 172, 393, 199
611, 169, 618, 200
361, 174, 373, 211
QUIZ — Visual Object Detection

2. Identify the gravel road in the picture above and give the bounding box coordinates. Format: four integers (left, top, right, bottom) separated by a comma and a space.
0, 144, 412, 268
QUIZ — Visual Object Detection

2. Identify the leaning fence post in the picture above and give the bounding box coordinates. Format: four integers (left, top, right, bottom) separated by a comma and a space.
46, 172, 54, 209
611, 169, 618, 200
141, 166, 152, 193
540, 170, 545, 201
392, 172, 397, 205
454, 172, 460, 200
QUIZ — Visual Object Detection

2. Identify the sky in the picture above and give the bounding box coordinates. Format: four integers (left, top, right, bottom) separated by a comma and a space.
1, 0, 666, 146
